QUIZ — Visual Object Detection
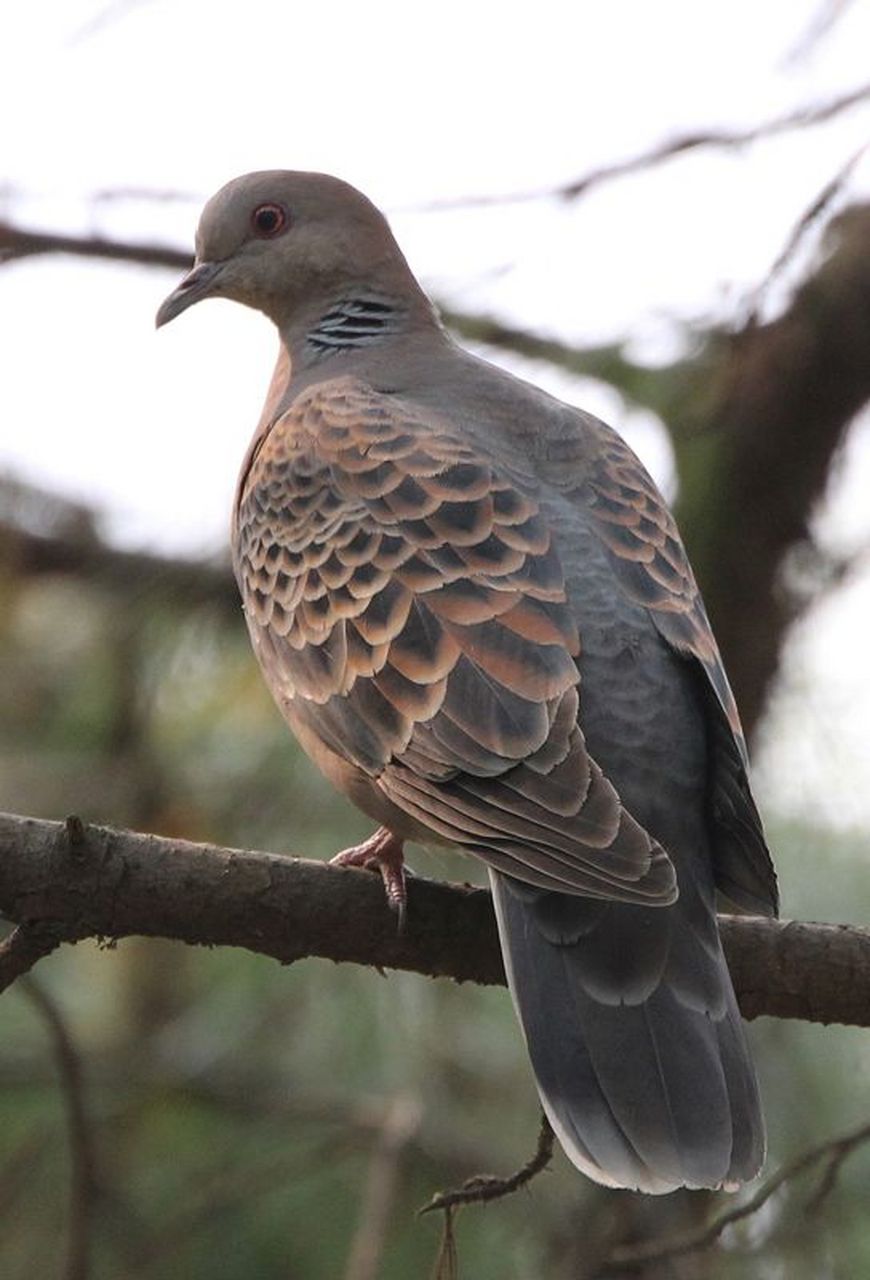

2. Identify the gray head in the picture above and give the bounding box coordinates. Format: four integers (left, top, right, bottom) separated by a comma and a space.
156, 170, 427, 333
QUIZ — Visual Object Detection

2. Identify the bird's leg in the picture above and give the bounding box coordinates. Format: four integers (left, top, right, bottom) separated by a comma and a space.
330, 827, 407, 930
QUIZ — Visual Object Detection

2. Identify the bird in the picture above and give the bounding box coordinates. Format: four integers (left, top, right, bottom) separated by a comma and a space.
156, 170, 778, 1194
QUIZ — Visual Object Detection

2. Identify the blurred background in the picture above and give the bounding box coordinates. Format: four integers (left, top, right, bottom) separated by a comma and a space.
2, 1, 870, 1276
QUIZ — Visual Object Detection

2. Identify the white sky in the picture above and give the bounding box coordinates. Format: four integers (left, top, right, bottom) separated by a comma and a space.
2, 0, 870, 840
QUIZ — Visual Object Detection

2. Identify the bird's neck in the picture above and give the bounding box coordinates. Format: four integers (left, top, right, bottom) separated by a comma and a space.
305, 295, 407, 354
279, 288, 443, 374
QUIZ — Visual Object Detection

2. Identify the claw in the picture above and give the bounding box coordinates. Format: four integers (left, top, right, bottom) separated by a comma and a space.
330, 827, 407, 933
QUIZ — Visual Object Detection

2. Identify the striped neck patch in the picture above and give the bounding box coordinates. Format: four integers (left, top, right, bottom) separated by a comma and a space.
307, 297, 404, 354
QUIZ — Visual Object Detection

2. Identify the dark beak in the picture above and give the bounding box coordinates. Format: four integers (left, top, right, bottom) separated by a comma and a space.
155, 260, 225, 328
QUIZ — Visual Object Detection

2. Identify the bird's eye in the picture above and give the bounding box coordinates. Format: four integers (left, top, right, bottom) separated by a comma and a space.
251, 203, 289, 237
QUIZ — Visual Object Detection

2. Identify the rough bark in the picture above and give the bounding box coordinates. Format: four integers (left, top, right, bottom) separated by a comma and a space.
2, 811, 869, 1027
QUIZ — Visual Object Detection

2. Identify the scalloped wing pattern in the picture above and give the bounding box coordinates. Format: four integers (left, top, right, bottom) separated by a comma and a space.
234, 377, 676, 905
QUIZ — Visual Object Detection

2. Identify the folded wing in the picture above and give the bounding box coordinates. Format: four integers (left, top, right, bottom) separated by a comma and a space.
234, 376, 676, 905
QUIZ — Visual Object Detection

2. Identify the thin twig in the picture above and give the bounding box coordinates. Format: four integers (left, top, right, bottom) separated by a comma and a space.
412, 83, 870, 211
803, 1120, 870, 1216
0, 223, 189, 270
420, 1116, 554, 1280
430, 1208, 459, 1280
21, 978, 99, 1280
4, 83, 869, 276
343, 1094, 423, 1280
602, 1117, 870, 1271
785, 0, 858, 65
742, 141, 870, 328
90, 186, 199, 205
66, 0, 156, 46
419, 1113, 554, 1216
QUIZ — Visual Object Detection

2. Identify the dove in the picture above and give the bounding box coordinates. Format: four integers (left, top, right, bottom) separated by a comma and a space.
157, 171, 777, 1193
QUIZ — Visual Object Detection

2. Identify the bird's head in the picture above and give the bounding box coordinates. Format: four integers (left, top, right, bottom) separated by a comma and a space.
156, 170, 419, 332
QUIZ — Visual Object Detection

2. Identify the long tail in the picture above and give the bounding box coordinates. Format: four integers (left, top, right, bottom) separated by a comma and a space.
490, 869, 765, 1194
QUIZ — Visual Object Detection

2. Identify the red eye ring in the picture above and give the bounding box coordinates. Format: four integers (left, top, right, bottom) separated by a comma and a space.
251, 202, 289, 237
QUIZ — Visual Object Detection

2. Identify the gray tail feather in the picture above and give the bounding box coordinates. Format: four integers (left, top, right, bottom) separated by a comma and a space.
490, 870, 765, 1194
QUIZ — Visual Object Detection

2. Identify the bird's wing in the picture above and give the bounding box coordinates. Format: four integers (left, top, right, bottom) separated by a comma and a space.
234, 375, 676, 906
541, 413, 778, 916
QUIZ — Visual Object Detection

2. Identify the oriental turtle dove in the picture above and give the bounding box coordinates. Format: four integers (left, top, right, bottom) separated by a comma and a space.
157, 171, 777, 1194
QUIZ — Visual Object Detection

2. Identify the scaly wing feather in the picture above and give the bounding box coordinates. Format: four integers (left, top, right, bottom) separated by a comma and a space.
234, 376, 676, 905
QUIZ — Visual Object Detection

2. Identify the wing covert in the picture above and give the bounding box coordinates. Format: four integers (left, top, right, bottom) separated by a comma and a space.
234, 376, 676, 906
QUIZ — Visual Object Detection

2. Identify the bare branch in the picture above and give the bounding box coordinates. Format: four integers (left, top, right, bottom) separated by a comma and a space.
0, 819, 89, 995
22, 977, 99, 1280
0, 810, 506, 988
4, 80, 867, 280
420, 1113, 555, 1216
414, 83, 870, 211
0, 223, 189, 271
91, 186, 199, 205
803, 1118, 870, 1216
0, 515, 237, 617
2, 811, 870, 1028
343, 1094, 423, 1280
420, 1116, 555, 1280
0, 923, 68, 994
785, 0, 858, 65
602, 1116, 870, 1272
67, 0, 156, 46
742, 141, 870, 327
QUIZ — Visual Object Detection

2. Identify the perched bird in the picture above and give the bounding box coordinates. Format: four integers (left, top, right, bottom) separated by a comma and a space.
157, 171, 777, 1194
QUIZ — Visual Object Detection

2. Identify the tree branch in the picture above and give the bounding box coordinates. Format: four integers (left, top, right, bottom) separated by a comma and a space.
343, 1094, 423, 1280
0, 923, 67, 994
419, 1113, 555, 1216
413, 83, 870, 210
2, 811, 870, 1027
0, 516, 236, 616
21, 977, 99, 1280
601, 1116, 870, 1272
0, 224, 190, 270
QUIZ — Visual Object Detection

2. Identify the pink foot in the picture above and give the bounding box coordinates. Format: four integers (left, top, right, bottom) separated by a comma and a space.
330, 827, 407, 930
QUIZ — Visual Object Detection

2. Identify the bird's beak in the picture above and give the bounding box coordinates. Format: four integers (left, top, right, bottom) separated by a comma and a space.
155, 260, 225, 328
